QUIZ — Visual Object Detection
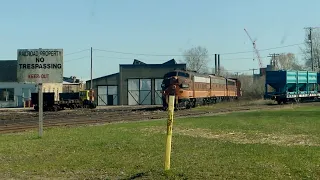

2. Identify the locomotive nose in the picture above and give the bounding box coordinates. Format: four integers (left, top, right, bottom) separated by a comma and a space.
170, 76, 178, 84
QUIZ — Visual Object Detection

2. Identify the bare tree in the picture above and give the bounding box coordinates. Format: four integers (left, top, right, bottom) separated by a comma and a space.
236, 74, 265, 99
182, 46, 210, 73
301, 28, 320, 70
275, 53, 303, 70
211, 66, 235, 77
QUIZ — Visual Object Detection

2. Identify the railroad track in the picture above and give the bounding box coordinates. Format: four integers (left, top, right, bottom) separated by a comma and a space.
1, 101, 319, 134
0, 106, 163, 123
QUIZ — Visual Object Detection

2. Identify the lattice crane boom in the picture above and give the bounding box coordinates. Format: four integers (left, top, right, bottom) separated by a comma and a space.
244, 28, 264, 68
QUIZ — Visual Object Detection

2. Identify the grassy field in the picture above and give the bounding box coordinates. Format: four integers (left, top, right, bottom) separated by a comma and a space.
1, 105, 320, 179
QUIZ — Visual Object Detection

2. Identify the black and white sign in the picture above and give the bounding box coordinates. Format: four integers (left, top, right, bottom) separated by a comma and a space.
17, 48, 63, 83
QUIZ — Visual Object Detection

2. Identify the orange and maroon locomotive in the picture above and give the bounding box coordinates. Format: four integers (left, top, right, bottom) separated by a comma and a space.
161, 69, 242, 110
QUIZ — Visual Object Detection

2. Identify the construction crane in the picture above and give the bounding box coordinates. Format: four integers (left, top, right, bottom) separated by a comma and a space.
244, 28, 264, 68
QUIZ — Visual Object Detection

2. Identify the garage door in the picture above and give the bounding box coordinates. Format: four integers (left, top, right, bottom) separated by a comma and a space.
128, 79, 151, 105
128, 79, 139, 105
107, 86, 118, 105
97, 86, 107, 106
139, 79, 151, 105
97, 85, 118, 106
155, 79, 163, 105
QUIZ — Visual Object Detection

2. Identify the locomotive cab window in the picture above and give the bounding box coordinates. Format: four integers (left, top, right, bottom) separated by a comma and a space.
80, 91, 87, 97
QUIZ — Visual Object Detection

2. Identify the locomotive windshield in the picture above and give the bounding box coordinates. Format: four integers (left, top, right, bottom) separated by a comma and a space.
163, 71, 177, 78
163, 71, 190, 78
177, 72, 190, 78
79, 91, 87, 97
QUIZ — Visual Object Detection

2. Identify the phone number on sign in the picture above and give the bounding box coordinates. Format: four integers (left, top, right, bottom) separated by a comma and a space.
28, 74, 49, 78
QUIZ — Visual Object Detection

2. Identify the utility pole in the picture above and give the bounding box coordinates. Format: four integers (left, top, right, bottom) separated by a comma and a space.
234, 72, 240, 77
267, 53, 280, 69
304, 27, 320, 71
249, 68, 258, 83
310, 28, 314, 71
90, 47, 93, 90
249, 68, 257, 76
89, 47, 94, 103
306, 27, 314, 71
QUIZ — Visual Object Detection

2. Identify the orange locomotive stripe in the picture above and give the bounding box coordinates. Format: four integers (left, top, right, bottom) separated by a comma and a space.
177, 90, 238, 98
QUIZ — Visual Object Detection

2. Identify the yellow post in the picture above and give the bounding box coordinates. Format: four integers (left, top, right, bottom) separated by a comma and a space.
165, 95, 175, 171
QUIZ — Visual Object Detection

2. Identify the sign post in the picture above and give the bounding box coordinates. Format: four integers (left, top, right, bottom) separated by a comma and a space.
164, 95, 175, 171
17, 48, 63, 137
38, 83, 43, 137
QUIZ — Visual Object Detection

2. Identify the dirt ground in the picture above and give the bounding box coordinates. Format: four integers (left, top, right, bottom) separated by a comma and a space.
0, 100, 318, 133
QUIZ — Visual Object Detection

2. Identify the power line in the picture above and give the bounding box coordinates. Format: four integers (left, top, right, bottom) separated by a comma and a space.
53, 48, 310, 64
64, 53, 306, 63
2, 42, 304, 62
64, 49, 90, 56
0, 42, 306, 62
220, 43, 304, 55
92, 42, 304, 57
64, 56, 90, 62
94, 55, 139, 60
93, 55, 260, 61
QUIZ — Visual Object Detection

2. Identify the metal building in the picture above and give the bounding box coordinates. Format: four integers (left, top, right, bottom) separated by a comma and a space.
0, 60, 37, 107
63, 76, 86, 93
86, 59, 186, 106
0, 60, 64, 107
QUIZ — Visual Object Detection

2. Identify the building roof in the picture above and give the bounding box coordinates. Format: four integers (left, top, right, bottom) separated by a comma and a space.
120, 59, 186, 69
63, 81, 82, 85
0, 60, 17, 82
87, 72, 119, 82
131, 59, 178, 65
63, 76, 81, 83
86, 59, 185, 83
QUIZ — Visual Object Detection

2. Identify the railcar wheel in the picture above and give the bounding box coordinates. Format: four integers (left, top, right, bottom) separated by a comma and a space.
192, 101, 196, 108
277, 100, 282, 105
186, 101, 191, 109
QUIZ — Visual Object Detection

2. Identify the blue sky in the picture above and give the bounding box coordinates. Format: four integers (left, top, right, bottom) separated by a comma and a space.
0, 0, 319, 81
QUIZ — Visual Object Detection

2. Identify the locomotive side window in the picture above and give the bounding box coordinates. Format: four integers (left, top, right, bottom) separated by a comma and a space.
180, 84, 189, 88
227, 80, 235, 86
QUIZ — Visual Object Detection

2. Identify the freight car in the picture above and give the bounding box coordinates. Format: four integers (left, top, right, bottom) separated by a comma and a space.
31, 90, 96, 111
264, 70, 320, 104
161, 69, 241, 110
